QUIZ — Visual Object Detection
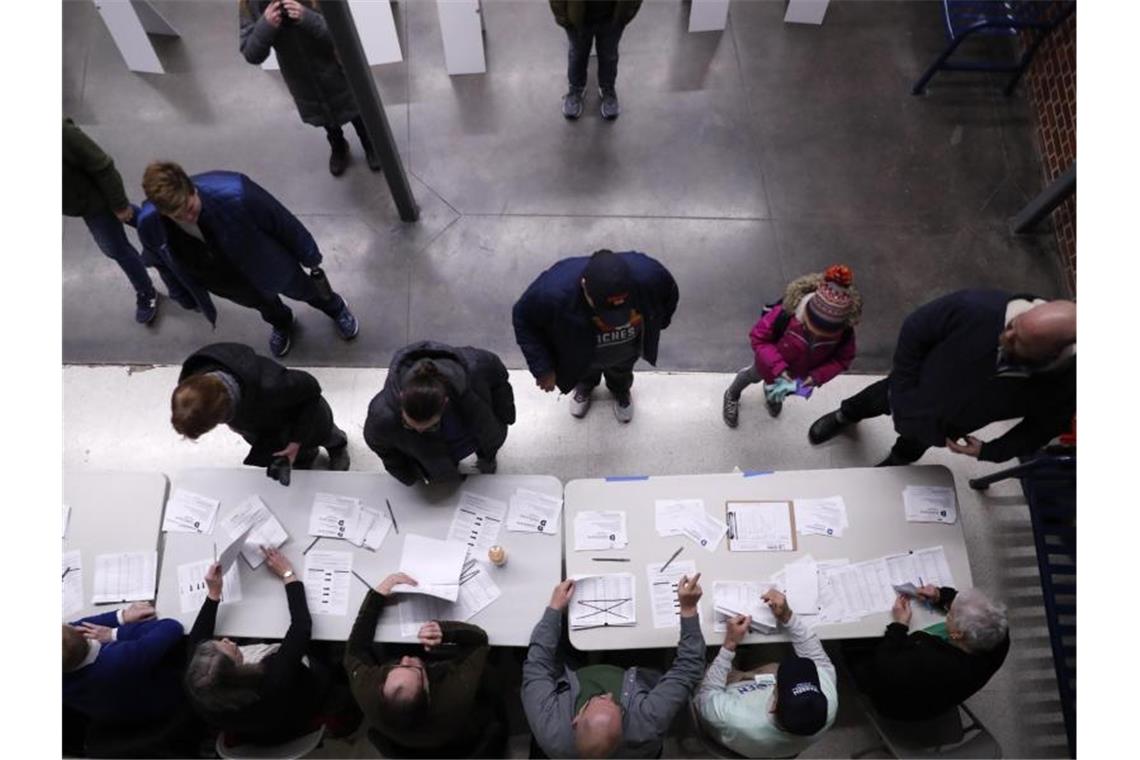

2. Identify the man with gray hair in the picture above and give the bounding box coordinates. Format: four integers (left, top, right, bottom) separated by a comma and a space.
855, 585, 1010, 720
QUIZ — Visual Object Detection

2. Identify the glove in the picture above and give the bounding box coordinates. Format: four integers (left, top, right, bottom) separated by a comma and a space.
765, 376, 796, 404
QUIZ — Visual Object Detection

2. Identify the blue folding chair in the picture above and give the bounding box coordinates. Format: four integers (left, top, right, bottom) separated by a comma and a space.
912, 1, 1075, 96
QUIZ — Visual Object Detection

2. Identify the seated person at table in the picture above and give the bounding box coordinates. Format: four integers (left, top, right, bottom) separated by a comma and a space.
172, 342, 350, 480
344, 572, 504, 757
64, 602, 186, 724
694, 589, 837, 757
522, 575, 706, 758
364, 340, 515, 485
852, 585, 1010, 721
185, 548, 331, 744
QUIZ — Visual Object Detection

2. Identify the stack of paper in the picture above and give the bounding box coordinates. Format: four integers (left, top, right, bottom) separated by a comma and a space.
573, 511, 628, 551
309, 493, 363, 539
92, 551, 157, 604
794, 496, 849, 538
816, 559, 855, 625
393, 534, 469, 601
712, 580, 778, 633
163, 489, 220, 534
346, 507, 392, 550
655, 499, 727, 552
448, 492, 507, 556
62, 550, 83, 617
903, 485, 958, 524
397, 559, 503, 636
506, 489, 562, 534
569, 574, 636, 629
219, 495, 290, 569
303, 550, 354, 616
885, 546, 955, 590
647, 560, 698, 629
783, 556, 820, 615
726, 501, 795, 552
177, 558, 242, 613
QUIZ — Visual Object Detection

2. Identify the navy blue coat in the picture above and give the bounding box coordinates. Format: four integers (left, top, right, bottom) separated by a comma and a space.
138, 171, 321, 325
512, 252, 679, 393
63, 611, 186, 724
888, 289, 1075, 463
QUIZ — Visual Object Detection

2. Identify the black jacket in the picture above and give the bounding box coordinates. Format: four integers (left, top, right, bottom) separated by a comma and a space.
887, 289, 1075, 462
867, 587, 1011, 720
179, 343, 331, 466
364, 342, 516, 486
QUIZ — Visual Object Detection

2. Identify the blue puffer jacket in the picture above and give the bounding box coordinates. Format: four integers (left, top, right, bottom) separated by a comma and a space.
512, 252, 679, 393
138, 171, 321, 325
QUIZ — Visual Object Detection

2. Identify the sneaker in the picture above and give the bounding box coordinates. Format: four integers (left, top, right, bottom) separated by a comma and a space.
613, 391, 633, 423
332, 299, 359, 340
570, 386, 593, 418
327, 445, 350, 471
765, 397, 783, 418
599, 87, 620, 120
722, 391, 740, 428
808, 410, 848, 445
269, 316, 294, 358
135, 292, 158, 325
562, 87, 585, 120
329, 140, 349, 177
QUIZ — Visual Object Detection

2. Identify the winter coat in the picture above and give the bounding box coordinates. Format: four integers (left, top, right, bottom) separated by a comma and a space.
512, 252, 679, 394
62, 118, 129, 217
180, 342, 332, 467
364, 341, 516, 486
239, 1, 359, 128
137, 171, 321, 325
749, 305, 855, 386
550, 0, 643, 29
888, 289, 1076, 463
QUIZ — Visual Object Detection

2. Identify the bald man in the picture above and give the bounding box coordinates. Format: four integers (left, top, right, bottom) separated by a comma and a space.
809, 290, 1076, 465
523, 576, 706, 758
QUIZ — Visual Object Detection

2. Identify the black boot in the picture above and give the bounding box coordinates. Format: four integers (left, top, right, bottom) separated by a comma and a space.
808, 410, 848, 444
328, 137, 349, 177
875, 452, 910, 467
327, 444, 350, 471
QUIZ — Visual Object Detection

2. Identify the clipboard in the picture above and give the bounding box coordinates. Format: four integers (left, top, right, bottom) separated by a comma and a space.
724, 500, 797, 551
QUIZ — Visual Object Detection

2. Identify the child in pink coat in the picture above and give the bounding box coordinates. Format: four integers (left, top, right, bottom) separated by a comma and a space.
723, 265, 861, 427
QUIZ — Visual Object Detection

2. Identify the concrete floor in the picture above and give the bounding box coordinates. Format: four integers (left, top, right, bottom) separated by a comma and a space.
62, 0, 1068, 370
65, 366, 1069, 758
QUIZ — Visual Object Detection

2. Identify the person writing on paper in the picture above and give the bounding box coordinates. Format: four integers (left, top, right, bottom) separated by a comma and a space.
852, 586, 1010, 720
694, 589, 837, 757
63, 602, 187, 724
522, 575, 706, 758
344, 572, 505, 756
172, 342, 350, 483
364, 341, 516, 486
185, 548, 335, 744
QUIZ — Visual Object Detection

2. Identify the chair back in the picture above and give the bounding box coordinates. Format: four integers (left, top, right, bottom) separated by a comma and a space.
214, 726, 325, 759
863, 702, 1002, 759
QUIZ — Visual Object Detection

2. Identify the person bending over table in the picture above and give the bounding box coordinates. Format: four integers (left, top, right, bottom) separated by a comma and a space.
522, 575, 706, 758
172, 342, 350, 484
344, 572, 504, 757
694, 589, 837, 758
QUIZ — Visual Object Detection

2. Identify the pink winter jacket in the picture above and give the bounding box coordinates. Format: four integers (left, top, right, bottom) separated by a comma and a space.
749, 305, 856, 386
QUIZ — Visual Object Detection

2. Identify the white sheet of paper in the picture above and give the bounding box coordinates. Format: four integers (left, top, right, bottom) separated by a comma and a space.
569, 573, 637, 629
794, 496, 848, 537
357, 507, 392, 551
647, 559, 698, 629
345, 508, 376, 548
903, 485, 958, 524
303, 550, 353, 616
677, 508, 728, 553
913, 545, 955, 588
853, 558, 895, 613
309, 492, 362, 539
820, 563, 872, 619
92, 551, 157, 604
177, 558, 242, 613
573, 511, 628, 551
162, 489, 220, 534
726, 501, 795, 552
62, 550, 83, 617
393, 534, 469, 601
396, 559, 504, 636
448, 492, 507, 555
712, 580, 778, 632
63, 504, 72, 539
784, 557, 820, 614
217, 524, 254, 574
219, 495, 289, 569
506, 489, 562, 534
816, 559, 852, 625
654, 499, 704, 537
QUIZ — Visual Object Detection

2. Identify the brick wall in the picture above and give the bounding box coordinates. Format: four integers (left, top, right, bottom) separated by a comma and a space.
1022, 6, 1076, 294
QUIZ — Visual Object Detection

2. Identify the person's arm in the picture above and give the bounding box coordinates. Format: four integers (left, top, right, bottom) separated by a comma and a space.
439, 621, 490, 649
977, 410, 1072, 463
628, 615, 706, 738
187, 598, 219, 653
511, 289, 558, 381
71, 610, 120, 629
260, 579, 312, 691
239, 1, 279, 64
809, 329, 856, 387
102, 619, 186, 674
362, 423, 422, 486
644, 256, 680, 330
482, 351, 517, 426
240, 175, 322, 267
264, 363, 324, 445
748, 308, 790, 383
294, 1, 333, 43
521, 606, 571, 751
889, 295, 961, 405
785, 613, 836, 684
345, 590, 387, 681
64, 120, 129, 213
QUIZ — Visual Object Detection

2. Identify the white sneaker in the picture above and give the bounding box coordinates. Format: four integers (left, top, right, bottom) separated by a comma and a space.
570, 387, 593, 418
613, 393, 633, 423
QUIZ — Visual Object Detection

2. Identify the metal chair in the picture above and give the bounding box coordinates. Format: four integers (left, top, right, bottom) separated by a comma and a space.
912, 1, 1075, 95
853, 702, 1001, 759
214, 726, 325, 760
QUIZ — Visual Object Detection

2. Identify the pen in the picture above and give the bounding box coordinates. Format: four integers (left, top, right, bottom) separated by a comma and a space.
62, 567, 75, 580
386, 498, 399, 534
302, 536, 321, 555
350, 570, 372, 590
659, 546, 684, 573
592, 558, 631, 562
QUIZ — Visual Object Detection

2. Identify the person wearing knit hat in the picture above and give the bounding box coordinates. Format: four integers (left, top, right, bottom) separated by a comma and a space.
722, 265, 860, 428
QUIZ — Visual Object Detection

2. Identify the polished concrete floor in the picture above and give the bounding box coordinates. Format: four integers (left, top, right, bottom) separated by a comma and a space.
62, 0, 1068, 369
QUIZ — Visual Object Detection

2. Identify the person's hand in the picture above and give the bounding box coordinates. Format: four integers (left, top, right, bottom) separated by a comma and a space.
263, 0, 283, 26
418, 621, 443, 650
724, 614, 750, 651
946, 435, 983, 458
891, 594, 912, 626
677, 573, 703, 617
377, 572, 417, 597
205, 562, 224, 600
802, 376, 815, 388
122, 601, 156, 623
916, 585, 941, 604
113, 206, 135, 224
536, 372, 556, 392
77, 622, 114, 643
273, 441, 301, 465
549, 579, 575, 611
762, 589, 792, 624
262, 547, 295, 581
281, 0, 305, 21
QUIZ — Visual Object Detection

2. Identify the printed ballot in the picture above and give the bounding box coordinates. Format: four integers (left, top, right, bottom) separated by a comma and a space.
62, 550, 83, 617
448, 492, 507, 555
726, 501, 795, 552
177, 559, 242, 613
574, 511, 628, 551
713, 580, 778, 633
569, 574, 637, 629
655, 499, 704, 536
793, 496, 849, 538
783, 557, 820, 614
397, 560, 503, 636
506, 489, 562, 534
309, 492, 362, 539
885, 546, 955, 589
219, 495, 289, 569
393, 534, 469, 601
347, 507, 392, 550
647, 560, 698, 629
92, 551, 157, 604
903, 485, 958, 524
163, 489, 220, 534
303, 550, 354, 616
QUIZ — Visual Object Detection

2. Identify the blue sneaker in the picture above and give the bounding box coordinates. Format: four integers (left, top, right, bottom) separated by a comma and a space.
269, 315, 294, 357
333, 299, 359, 340
135, 293, 158, 324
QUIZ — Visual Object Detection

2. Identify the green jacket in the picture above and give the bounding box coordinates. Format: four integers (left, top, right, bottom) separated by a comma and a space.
550, 0, 642, 29
62, 118, 129, 217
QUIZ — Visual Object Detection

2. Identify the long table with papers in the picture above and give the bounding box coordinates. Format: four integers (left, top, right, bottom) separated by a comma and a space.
564, 466, 972, 650
156, 468, 563, 646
